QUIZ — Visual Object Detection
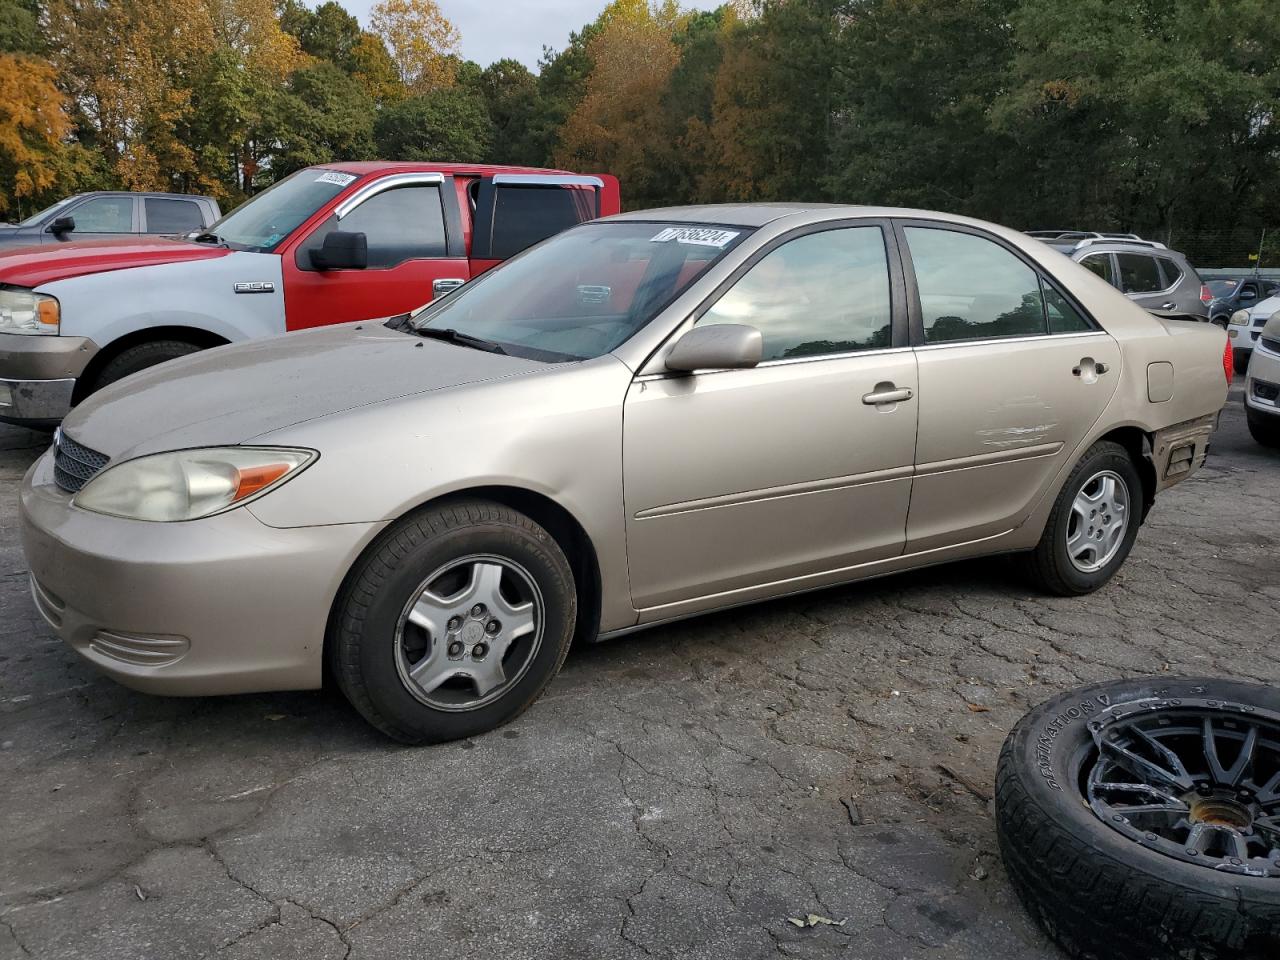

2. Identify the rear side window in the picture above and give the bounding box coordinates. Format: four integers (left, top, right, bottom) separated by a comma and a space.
1079, 254, 1117, 287
905, 227, 1047, 343
473, 182, 599, 261
71, 196, 133, 233
320, 185, 447, 269
1117, 253, 1165, 293
697, 226, 892, 360
145, 198, 204, 234
1157, 257, 1183, 286
1042, 281, 1091, 334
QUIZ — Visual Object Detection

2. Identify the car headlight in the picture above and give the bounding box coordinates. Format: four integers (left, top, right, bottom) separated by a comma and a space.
73, 447, 315, 521
1229, 309, 1250, 326
0, 288, 59, 334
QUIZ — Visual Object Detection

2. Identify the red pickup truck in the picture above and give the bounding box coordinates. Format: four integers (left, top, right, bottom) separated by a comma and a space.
0, 162, 620, 426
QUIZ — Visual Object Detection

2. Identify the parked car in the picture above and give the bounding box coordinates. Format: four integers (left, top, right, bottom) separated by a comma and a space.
21, 204, 1230, 742
1204, 275, 1280, 326
0, 163, 619, 427
1243, 312, 1280, 447
0, 192, 220, 248
1227, 291, 1280, 374
1028, 231, 1210, 324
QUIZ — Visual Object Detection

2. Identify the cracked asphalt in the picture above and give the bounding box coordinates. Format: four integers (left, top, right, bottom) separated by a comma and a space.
2, 387, 1277, 960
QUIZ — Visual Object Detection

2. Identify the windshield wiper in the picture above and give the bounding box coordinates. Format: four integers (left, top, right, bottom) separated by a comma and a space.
415, 327, 507, 355
189, 231, 227, 246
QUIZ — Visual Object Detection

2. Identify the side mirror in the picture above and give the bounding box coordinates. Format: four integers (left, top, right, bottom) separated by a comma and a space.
665, 323, 762, 373
1240, 289, 1258, 302
309, 230, 367, 270
48, 216, 75, 236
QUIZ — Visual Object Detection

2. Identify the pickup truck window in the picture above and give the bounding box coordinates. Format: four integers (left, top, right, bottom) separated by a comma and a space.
412, 221, 749, 362
145, 198, 204, 234
208, 169, 358, 252
330, 185, 448, 268
73, 196, 133, 233
488, 185, 596, 259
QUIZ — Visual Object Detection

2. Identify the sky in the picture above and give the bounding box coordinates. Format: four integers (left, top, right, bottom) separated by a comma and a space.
340, 0, 717, 70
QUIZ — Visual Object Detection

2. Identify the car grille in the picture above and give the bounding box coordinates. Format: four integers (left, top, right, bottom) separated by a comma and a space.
53, 431, 109, 493
1254, 379, 1280, 403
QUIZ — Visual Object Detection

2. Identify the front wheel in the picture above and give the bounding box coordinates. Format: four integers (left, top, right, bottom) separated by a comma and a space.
1247, 408, 1280, 448
1026, 441, 1142, 595
330, 500, 577, 743
90, 339, 204, 393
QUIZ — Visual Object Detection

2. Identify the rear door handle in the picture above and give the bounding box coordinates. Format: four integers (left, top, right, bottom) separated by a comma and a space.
1073, 359, 1109, 377
1160, 302, 1176, 310
432, 277, 466, 297
861, 385, 913, 406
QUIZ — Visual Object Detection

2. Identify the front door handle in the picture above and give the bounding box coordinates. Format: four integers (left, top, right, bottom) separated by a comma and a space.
861, 384, 913, 406
432, 277, 466, 297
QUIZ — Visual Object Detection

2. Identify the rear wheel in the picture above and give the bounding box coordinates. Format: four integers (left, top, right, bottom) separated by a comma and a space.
1247, 408, 1280, 448
90, 340, 203, 392
1027, 441, 1142, 595
330, 499, 577, 744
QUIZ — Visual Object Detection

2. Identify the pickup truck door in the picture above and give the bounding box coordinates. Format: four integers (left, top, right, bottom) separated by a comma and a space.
48, 195, 139, 244
279, 172, 471, 330
468, 174, 619, 277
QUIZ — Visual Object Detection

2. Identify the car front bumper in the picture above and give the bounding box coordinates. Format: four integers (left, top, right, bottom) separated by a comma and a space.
0, 332, 98, 425
19, 449, 384, 696
1245, 338, 1280, 420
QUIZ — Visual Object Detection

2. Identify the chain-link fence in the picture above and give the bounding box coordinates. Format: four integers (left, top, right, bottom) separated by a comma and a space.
1164, 227, 1280, 277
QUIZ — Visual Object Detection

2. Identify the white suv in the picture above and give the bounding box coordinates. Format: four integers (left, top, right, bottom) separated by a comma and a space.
1230, 293, 1280, 375
1244, 313, 1280, 447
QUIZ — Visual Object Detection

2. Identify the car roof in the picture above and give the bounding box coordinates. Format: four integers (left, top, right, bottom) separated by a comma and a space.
605, 202, 1046, 229
316, 161, 583, 177
77, 191, 214, 201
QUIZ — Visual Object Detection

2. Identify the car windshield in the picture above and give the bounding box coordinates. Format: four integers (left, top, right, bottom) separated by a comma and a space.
410, 221, 752, 361
17, 196, 78, 227
200, 168, 361, 252
1207, 279, 1240, 298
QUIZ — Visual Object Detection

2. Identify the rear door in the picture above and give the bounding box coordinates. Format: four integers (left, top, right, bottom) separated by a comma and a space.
280, 172, 470, 329
468, 174, 614, 277
1117, 250, 1179, 316
897, 221, 1121, 552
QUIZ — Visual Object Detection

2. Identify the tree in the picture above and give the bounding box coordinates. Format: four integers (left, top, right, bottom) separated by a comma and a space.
350, 31, 405, 104
369, 0, 461, 92
373, 88, 491, 161
264, 61, 376, 178
556, 10, 681, 208
473, 58, 540, 164
0, 53, 73, 214
297, 0, 362, 67
0, 0, 38, 53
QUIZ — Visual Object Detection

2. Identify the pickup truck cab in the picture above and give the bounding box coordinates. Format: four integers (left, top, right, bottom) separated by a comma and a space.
0, 163, 619, 426
0, 191, 221, 249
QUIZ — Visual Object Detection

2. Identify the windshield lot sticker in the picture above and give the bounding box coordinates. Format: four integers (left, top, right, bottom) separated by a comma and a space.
315, 171, 357, 186
650, 227, 740, 247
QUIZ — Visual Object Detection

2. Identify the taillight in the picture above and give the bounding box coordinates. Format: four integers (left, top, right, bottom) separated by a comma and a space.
1200, 284, 1212, 304
1223, 337, 1233, 384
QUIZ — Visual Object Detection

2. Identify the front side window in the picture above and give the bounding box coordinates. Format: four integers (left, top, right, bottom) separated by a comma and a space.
696, 227, 892, 360
413, 221, 750, 361
317, 185, 447, 268
145, 198, 204, 234
71, 196, 133, 233
1117, 253, 1165, 293
905, 227, 1047, 343
206, 168, 360, 252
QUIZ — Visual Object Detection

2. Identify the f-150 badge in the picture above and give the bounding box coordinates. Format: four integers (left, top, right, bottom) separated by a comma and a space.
233, 281, 275, 294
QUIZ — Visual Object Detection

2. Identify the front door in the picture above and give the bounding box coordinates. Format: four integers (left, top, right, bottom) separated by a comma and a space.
281, 174, 469, 329
623, 222, 918, 611
896, 222, 1122, 552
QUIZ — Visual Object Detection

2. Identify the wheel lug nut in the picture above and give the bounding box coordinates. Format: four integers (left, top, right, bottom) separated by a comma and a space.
486, 620, 500, 634
471, 604, 485, 617
447, 616, 461, 631
447, 640, 464, 657
473, 642, 488, 659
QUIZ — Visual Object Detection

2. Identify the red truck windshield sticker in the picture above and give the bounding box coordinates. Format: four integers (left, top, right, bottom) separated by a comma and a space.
650, 227, 740, 248
315, 171, 357, 187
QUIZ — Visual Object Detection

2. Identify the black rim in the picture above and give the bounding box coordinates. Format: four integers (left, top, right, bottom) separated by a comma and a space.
1081, 694, 1280, 877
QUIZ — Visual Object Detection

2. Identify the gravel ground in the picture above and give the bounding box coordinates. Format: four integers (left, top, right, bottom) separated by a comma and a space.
1, 388, 1277, 960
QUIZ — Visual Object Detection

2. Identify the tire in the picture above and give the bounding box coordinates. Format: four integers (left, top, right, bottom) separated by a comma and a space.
91, 340, 203, 392
329, 499, 577, 744
1246, 408, 1280, 449
996, 677, 1280, 960
1026, 440, 1142, 596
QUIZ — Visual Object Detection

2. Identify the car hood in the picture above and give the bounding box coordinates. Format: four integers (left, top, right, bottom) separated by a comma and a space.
1250, 294, 1280, 320
61, 323, 547, 460
0, 237, 231, 288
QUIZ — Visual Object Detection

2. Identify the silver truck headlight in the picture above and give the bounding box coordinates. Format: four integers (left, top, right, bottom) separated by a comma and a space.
74, 447, 316, 521
0, 288, 59, 334
1229, 309, 1250, 326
